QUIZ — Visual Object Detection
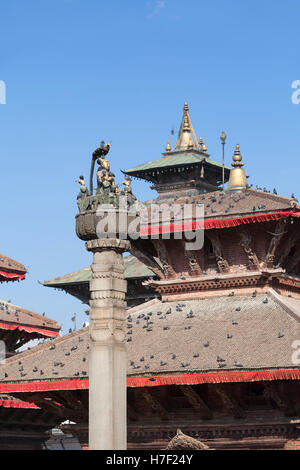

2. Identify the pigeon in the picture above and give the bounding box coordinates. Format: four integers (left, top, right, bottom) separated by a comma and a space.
217, 356, 225, 362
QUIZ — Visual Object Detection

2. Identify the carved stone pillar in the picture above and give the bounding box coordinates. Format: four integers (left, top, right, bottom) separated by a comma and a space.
86, 238, 130, 450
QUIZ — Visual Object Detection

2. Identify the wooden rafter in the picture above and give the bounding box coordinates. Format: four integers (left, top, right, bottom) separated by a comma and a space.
141, 389, 169, 421
179, 385, 212, 420
263, 383, 296, 417
214, 385, 245, 419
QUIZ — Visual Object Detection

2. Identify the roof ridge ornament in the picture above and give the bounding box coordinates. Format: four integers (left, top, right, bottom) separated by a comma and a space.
226, 144, 247, 192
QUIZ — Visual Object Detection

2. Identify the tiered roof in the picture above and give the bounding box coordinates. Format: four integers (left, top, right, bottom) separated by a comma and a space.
124, 102, 231, 189
1, 289, 300, 393
0, 254, 27, 282
43, 254, 154, 289
0, 299, 60, 341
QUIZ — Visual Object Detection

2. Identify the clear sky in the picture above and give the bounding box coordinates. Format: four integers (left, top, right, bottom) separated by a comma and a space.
0, 0, 299, 334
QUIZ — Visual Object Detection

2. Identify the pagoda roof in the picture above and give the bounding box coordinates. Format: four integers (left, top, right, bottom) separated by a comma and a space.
1, 289, 300, 392
0, 253, 27, 283
43, 254, 155, 288
124, 150, 231, 176
0, 300, 60, 339
141, 188, 300, 235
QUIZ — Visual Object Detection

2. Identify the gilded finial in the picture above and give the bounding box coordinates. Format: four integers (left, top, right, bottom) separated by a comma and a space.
232, 144, 244, 167
202, 140, 207, 152
226, 144, 247, 192
199, 137, 203, 147
183, 114, 190, 131
165, 140, 171, 152
174, 101, 199, 150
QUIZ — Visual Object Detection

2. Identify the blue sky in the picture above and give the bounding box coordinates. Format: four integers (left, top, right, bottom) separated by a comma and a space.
0, 0, 299, 333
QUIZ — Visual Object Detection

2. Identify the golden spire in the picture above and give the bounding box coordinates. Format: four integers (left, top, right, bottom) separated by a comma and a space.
174, 101, 198, 150
165, 140, 171, 152
226, 144, 247, 192
202, 139, 207, 152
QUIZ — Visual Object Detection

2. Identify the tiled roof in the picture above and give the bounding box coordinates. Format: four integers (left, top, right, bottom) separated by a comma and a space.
0, 254, 26, 274
1, 289, 300, 385
124, 151, 231, 174
0, 300, 60, 337
145, 188, 300, 221
43, 254, 155, 287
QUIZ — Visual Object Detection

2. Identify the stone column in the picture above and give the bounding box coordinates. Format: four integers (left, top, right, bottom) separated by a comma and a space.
86, 238, 130, 450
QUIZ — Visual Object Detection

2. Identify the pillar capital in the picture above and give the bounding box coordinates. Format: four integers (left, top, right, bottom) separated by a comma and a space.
85, 238, 131, 253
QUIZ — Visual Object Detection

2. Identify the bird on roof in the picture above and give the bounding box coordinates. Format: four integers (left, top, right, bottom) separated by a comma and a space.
217, 356, 225, 362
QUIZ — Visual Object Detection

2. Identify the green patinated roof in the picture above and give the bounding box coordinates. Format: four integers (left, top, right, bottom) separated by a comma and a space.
44, 255, 155, 287
124, 151, 231, 174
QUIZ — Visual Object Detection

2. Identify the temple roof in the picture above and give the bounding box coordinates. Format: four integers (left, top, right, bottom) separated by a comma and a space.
124, 151, 230, 175
0, 253, 27, 282
123, 102, 231, 185
1, 289, 300, 390
0, 300, 60, 339
43, 254, 155, 288
163, 188, 300, 220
